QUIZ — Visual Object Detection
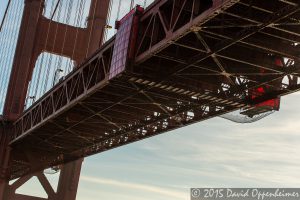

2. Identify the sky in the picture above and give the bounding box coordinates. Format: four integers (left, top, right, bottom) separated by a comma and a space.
1, 1, 300, 200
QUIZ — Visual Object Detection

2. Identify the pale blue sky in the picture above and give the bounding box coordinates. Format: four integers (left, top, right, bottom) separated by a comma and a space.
1, 1, 300, 200
0, 1, 7, 21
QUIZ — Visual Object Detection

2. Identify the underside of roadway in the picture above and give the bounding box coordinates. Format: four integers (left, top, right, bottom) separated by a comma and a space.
9, 0, 300, 179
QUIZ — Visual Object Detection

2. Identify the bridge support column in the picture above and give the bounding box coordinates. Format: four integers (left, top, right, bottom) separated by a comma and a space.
1, 0, 111, 199
0, 123, 12, 200
4, 0, 111, 121
0, 159, 83, 200
56, 159, 83, 200
3, 0, 43, 121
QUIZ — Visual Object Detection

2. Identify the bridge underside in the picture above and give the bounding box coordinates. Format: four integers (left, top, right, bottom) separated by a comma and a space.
9, 0, 300, 179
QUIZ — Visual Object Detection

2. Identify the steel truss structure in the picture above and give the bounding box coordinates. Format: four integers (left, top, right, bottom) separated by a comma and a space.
7, 0, 300, 180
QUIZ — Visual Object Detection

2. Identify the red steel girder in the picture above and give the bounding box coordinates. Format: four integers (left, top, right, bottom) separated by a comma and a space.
7, 0, 300, 180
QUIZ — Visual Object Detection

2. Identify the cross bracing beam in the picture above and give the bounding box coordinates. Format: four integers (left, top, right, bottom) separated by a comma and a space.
6, 0, 300, 180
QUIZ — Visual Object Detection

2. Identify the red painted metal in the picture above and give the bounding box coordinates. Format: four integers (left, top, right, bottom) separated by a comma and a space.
110, 6, 144, 79
6, 0, 300, 180
3, 0, 43, 121
0, 122, 13, 200
3, 0, 111, 121
241, 57, 285, 117
1, 159, 83, 200
1, 0, 111, 199
1, 0, 300, 198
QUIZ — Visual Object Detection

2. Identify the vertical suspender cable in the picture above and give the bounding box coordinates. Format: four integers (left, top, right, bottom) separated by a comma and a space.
0, 0, 15, 82
54, 0, 70, 85
62, 0, 74, 77
52, 1, 63, 86
50, 0, 62, 20
71, 0, 85, 67
67, 0, 82, 73
0, 0, 14, 96
130, 0, 134, 10
0, 0, 20, 106
38, 0, 54, 98
0, 0, 24, 111
66, 0, 81, 73
0, 0, 11, 32
103, 0, 113, 43
31, 0, 60, 102
116, 0, 121, 20
85, 0, 100, 58
43, 0, 58, 94
114, 0, 121, 35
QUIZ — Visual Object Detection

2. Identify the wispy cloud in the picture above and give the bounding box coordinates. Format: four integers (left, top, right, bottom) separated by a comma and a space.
81, 176, 187, 199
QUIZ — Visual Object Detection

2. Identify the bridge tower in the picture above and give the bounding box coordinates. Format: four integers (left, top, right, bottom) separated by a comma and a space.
0, 0, 111, 199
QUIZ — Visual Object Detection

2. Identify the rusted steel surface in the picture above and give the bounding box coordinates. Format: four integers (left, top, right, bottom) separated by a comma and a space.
8, 0, 300, 179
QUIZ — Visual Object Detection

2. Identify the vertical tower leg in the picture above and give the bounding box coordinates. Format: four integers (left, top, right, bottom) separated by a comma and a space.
1, 0, 111, 199
56, 159, 83, 200
0, 123, 11, 200
0, 159, 83, 200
